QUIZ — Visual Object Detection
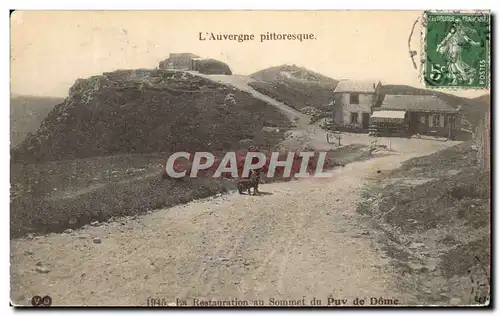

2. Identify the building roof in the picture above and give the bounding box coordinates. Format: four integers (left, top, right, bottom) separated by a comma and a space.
380, 95, 458, 113
334, 80, 380, 93
169, 53, 200, 59
370, 110, 406, 123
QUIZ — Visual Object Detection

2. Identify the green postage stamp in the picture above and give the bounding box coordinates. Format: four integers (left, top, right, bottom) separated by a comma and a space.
422, 11, 490, 89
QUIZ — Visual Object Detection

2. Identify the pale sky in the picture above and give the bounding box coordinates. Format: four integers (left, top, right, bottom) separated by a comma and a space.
11, 11, 487, 98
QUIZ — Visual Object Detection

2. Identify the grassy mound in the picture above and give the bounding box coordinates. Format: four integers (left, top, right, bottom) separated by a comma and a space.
11, 69, 291, 163
249, 65, 338, 113
249, 80, 336, 112
196, 59, 232, 75
251, 64, 337, 83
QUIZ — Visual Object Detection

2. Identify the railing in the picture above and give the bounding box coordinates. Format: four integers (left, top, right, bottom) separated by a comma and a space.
326, 131, 342, 146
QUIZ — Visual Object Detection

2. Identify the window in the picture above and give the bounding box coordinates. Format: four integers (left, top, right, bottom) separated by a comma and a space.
420, 115, 427, 124
429, 115, 437, 127
350, 93, 360, 105
449, 116, 456, 128
429, 115, 445, 128
350, 112, 359, 124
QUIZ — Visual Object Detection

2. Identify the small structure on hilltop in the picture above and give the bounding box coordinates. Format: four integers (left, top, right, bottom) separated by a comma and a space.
370, 94, 460, 139
158, 53, 201, 71
196, 59, 232, 75
331, 80, 382, 131
158, 54, 232, 75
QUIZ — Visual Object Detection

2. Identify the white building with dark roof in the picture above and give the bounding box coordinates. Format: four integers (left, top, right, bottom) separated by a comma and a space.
332, 80, 382, 130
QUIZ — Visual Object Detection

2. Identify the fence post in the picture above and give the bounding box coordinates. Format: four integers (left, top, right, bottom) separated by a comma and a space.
476, 110, 491, 171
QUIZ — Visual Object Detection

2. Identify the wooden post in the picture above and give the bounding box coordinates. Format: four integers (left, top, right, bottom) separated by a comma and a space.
448, 115, 452, 139
331, 99, 336, 126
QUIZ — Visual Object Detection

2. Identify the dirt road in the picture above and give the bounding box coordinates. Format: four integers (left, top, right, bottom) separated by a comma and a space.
11, 147, 455, 307
191, 73, 311, 129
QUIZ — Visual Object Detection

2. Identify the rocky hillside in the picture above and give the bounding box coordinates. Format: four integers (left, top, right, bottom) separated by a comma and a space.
10, 95, 64, 148
248, 65, 338, 111
11, 69, 292, 163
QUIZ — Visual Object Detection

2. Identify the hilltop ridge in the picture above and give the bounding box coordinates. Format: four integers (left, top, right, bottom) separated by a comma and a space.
251, 64, 338, 83
11, 69, 292, 163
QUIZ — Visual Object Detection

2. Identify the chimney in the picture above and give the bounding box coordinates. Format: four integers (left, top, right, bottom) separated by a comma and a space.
373, 83, 376, 89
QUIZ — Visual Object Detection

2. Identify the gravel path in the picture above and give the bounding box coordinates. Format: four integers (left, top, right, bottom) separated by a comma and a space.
191, 73, 311, 129
11, 152, 427, 307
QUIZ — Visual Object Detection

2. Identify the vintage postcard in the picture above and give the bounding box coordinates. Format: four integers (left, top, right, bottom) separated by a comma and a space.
10, 10, 491, 307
